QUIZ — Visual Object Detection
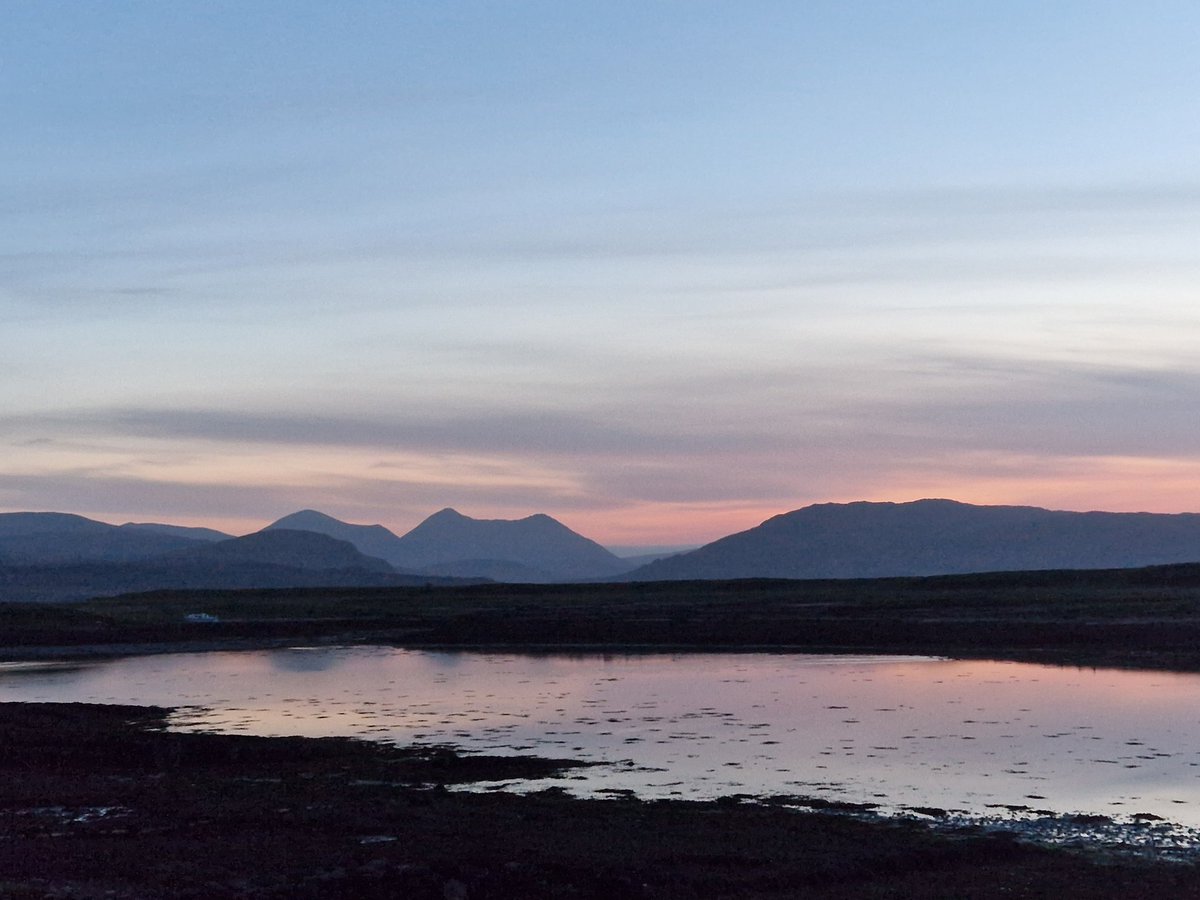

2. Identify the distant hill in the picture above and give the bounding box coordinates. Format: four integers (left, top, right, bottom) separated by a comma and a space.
120, 522, 233, 542
0, 528, 484, 603
625, 499, 1200, 581
264, 510, 410, 565
265, 508, 631, 582
0, 558, 476, 604
613, 550, 690, 568
411, 558, 559, 582
394, 508, 629, 581
608, 544, 698, 559
163, 529, 396, 574
0, 512, 111, 537
0, 512, 216, 565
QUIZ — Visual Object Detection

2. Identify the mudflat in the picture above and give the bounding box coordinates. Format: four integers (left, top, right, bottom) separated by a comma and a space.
2, 701, 1200, 899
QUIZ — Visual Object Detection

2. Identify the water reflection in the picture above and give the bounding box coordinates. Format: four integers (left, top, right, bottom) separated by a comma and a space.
268, 647, 345, 673
3, 647, 1200, 839
0, 660, 91, 682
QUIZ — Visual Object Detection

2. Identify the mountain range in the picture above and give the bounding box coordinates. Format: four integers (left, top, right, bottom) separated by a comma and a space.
626, 499, 1200, 580
0, 513, 230, 565
0, 507, 641, 601
6, 499, 1200, 603
0, 516, 474, 602
264, 508, 631, 580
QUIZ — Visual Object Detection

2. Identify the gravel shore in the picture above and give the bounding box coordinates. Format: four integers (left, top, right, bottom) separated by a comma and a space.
3, 701, 1200, 899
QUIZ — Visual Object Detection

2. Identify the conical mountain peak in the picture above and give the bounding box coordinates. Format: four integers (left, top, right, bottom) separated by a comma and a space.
396, 509, 625, 580
263, 510, 410, 569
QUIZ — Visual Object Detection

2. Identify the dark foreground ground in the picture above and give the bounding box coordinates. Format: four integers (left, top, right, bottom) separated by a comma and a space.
3, 702, 1200, 900
10, 564, 1200, 670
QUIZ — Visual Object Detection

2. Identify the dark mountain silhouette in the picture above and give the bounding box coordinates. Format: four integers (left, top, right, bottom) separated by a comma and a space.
0, 529, 484, 603
0, 558, 475, 604
264, 508, 631, 582
394, 508, 629, 581
264, 510, 408, 564
625, 499, 1200, 581
614, 550, 689, 568
0, 512, 217, 565
0, 512, 111, 537
162, 529, 396, 574
120, 522, 233, 542
411, 558, 559, 582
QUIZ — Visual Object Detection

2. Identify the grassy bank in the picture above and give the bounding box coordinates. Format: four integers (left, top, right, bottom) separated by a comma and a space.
7, 564, 1200, 669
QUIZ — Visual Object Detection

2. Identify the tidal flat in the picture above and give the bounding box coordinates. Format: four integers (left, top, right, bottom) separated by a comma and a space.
4, 701, 1200, 899
9, 647, 1200, 838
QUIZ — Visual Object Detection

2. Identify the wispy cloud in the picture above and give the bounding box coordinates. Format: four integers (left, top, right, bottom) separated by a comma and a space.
7, 351, 1200, 510
5, 4, 1200, 540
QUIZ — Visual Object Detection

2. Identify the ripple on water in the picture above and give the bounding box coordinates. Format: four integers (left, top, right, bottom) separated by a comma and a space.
6, 647, 1200, 854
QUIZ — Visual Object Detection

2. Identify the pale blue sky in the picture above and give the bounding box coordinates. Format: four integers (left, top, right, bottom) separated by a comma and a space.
3, 1, 1199, 542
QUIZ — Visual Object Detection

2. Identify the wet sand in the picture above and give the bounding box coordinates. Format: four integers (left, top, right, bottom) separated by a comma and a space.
3, 701, 1200, 899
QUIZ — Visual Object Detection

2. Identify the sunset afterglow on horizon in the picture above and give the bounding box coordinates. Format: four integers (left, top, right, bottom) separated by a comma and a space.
4, 3, 1200, 546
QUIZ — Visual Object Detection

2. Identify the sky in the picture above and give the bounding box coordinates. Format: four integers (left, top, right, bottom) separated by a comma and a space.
3, 1, 1200, 546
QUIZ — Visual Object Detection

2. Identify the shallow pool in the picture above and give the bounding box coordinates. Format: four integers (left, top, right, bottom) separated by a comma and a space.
4, 646, 1200, 848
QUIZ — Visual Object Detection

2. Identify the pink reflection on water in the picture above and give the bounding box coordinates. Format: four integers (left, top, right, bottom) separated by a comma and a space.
4, 648, 1200, 830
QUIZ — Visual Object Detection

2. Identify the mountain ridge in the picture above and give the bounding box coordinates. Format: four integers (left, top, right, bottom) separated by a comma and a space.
392, 507, 627, 580
0, 526, 481, 603
163, 529, 397, 574
10, 499, 1200, 593
623, 498, 1200, 581
264, 507, 631, 582
0, 512, 219, 565
264, 510, 408, 564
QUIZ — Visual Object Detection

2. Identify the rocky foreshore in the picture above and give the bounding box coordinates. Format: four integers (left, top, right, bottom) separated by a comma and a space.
3, 701, 1200, 898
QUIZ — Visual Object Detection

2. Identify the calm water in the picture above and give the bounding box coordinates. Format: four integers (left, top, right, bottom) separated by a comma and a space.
5, 647, 1200, 849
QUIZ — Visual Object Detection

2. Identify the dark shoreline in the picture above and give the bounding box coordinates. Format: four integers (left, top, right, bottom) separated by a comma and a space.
11, 567, 1200, 671
2, 636, 1190, 674
3, 701, 1200, 899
